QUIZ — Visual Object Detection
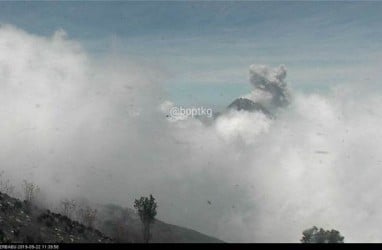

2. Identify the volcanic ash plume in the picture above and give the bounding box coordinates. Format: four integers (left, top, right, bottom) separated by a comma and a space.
244, 64, 291, 110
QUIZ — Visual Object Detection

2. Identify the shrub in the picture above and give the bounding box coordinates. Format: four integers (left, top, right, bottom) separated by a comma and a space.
301, 226, 344, 243
77, 205, 97, 228
22, 180, 40, 204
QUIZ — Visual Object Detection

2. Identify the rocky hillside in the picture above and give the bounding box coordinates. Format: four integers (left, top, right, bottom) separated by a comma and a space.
0, 192, 112, 243
0, 192, 223, 243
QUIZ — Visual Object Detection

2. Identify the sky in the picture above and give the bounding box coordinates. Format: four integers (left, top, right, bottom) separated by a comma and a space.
1, 1, 382, 243
1, 1, 381, 107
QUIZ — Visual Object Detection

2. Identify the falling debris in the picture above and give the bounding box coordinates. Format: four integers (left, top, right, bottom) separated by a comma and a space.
315, 151, 329, 154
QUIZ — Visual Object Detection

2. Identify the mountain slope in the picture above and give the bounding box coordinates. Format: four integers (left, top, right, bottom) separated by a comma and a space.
97, 203, 224, 243
227, 98, 272, 117
0, 192, 223, 243
0, 192, 112, 243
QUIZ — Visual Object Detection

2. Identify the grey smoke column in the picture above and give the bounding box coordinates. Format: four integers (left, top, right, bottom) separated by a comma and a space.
248, 64, 290, 109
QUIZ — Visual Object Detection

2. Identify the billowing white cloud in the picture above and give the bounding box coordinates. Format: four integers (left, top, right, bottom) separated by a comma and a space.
214, 110, 271, 144
0, 24, 167, 202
